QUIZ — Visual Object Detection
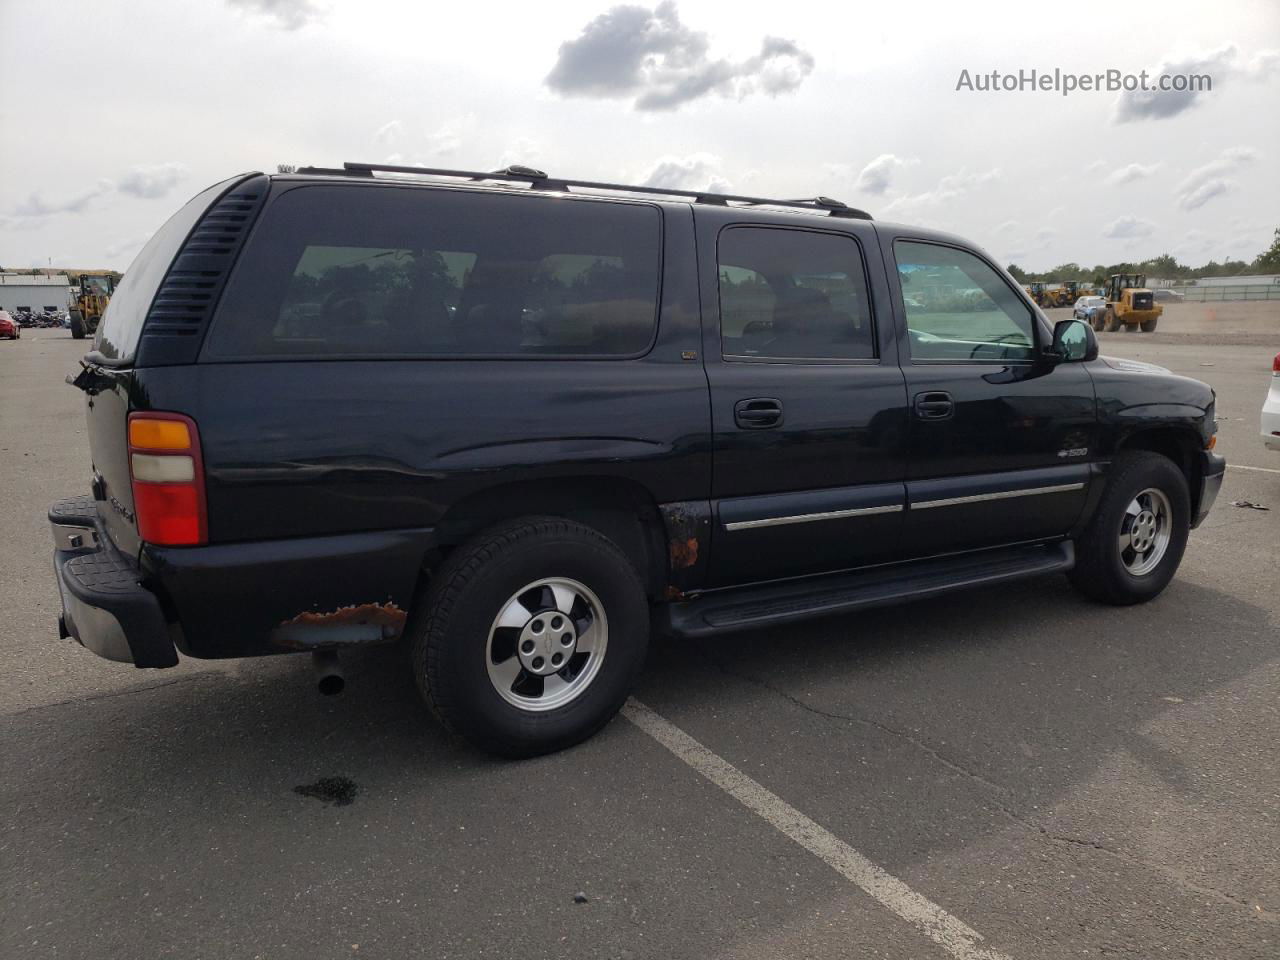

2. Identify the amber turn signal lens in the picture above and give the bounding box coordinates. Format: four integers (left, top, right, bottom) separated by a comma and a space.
1205, 434, 1217, 450
129, 418, 191, 451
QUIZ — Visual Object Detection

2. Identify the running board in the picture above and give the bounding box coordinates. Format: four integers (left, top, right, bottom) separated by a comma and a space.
663, 541, 1074, 638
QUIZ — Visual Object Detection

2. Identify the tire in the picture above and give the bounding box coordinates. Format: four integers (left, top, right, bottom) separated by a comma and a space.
1141, 317, 1158, 332
411, 516, 650, 758
1068, 451, 1190, 605
1102, 308, 1120, 332
69, 311, 86, 339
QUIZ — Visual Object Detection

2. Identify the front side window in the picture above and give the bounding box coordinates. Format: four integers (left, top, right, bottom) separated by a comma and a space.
205, 186, 661, 359
718, 227, 875, 361
894, 241, 1037, 362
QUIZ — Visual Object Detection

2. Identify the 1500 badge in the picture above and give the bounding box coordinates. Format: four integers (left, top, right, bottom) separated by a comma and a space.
1057, 447, 1088, 458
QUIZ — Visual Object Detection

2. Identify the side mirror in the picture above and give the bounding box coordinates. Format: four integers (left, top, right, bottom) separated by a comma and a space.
1051, 318, 1098, 362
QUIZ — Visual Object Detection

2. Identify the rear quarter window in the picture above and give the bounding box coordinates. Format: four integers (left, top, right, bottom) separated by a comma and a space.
203, 185, 662, 359
94, 177, 242, 362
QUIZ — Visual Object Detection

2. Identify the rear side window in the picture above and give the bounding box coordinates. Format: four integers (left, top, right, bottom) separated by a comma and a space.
204, 185, 662, 359
718, 227, 875, 361
94, 177, 241, 362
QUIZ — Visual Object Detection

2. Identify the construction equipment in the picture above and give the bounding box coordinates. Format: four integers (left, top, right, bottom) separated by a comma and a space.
69, 273, 117, 340
1095, 273, 1162, 333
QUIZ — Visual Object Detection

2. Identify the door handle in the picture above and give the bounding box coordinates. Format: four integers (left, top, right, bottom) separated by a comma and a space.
913, 391, 954, 420
734, 397, 784, 429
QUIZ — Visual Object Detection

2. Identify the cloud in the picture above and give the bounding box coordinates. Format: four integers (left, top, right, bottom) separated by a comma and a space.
1176, 146, 1256, 209
496, 138, 542, 171
7, 181, 113, 220
1113, 44, 1278, 123
853, 154, 907, 196
1101, 216, 1156, 239
640, 153, 731, 194
225, 0, 327, 30
374, 120, 404, 145
428, 115, 477, 157
545, 2, 814, 111
882, 168, 1001, 218
1105, 162, 1161, 186
116, 162, 189, 199
105, 233, 154, 260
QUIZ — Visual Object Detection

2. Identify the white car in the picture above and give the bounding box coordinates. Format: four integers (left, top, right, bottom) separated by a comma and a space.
1072, 295, 1106, 320
1264, 351, 1280, 452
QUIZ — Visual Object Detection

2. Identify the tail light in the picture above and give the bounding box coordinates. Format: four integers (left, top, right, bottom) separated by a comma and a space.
1273, 352, 1280, 374
127, 412, 207, 546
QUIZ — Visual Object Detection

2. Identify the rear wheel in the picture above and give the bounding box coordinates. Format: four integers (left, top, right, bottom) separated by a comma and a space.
1069, 452, 1189, 605
1141, 316, 1158, 332
411, 517, 649, 758
69, 310, 86, 339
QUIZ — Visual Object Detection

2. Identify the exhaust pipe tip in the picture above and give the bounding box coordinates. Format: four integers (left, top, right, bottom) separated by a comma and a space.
312, 650, 345, 696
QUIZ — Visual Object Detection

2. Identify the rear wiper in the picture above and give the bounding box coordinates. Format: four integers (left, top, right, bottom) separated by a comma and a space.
66, 359, 114, 396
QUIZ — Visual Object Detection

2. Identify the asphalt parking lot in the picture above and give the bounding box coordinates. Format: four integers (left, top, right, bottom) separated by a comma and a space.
2, 316, 1277, 959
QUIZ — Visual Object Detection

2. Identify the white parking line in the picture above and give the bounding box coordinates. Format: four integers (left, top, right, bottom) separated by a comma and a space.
1229, 463, 1280, 475
623, 699, 1012, 960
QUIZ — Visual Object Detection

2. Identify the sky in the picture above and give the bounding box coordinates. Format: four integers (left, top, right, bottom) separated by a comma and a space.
0, 0, 1277, 273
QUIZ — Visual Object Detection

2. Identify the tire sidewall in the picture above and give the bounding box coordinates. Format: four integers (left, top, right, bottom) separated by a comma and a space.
426, 528, 648, 754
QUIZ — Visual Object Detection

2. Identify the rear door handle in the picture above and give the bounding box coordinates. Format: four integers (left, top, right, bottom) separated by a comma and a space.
734, 397, 784, 429
913, 391, 954, 420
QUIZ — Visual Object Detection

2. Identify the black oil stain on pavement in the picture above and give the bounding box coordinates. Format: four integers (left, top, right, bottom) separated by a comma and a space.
294, 776, 359, 806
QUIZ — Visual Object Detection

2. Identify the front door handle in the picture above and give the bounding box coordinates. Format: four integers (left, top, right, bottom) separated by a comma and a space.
914, 391, 954, 420
734, 397, 784, 429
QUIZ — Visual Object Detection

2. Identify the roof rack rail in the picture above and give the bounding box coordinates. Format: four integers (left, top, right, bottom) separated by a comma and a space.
323, 162, 873, 220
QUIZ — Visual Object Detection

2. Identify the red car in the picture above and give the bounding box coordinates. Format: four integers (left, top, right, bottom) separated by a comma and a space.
0, 310, 22, 340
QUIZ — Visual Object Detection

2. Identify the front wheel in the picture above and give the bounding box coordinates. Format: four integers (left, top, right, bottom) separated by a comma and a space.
69, 310, 86, 339
1068, 452, 1190, 605
411, 517, 649, 758
1102, 308, 1120, 332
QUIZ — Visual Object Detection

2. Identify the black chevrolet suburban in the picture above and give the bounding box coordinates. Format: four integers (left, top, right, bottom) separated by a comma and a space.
51, 163, 1225, 756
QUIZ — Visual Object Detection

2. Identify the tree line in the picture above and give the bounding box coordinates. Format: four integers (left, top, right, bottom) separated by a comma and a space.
1008, 227, 1280, 284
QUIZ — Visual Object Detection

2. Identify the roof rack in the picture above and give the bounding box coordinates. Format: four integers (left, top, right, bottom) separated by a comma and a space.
290, 162, 873, 220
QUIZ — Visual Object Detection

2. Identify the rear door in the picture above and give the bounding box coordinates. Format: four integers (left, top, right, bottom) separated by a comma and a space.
886, 237, 1097, 557
696, 211, 910, 587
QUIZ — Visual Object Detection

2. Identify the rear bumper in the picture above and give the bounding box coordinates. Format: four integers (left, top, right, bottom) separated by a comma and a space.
50, 496, 178, 668
1193, 452, 1226, 528
50, 496, 435, 663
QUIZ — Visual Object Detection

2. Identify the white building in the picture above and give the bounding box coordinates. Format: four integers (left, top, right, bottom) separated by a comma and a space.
1195, 274, 1280, 286
0, 273, 72, 315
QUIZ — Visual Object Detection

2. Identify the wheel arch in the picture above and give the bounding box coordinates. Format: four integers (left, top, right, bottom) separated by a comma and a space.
428, 477, 669, 600
1114, 426, 1203, 508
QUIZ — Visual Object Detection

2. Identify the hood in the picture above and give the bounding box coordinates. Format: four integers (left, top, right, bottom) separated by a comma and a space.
1100, 355, 1171, 375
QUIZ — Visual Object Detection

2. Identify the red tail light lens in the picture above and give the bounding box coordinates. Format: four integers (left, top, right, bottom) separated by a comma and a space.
1273, 352, 1280, 374
127, 412, 207, 546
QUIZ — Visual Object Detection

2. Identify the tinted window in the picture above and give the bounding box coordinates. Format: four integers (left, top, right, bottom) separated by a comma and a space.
204, 186, 661, 358
894, 241, 1036, 362
95, 177, 239, 362
718, 227, 874, 360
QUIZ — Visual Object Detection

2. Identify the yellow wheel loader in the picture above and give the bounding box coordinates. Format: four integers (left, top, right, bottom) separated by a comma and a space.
1096, 273, 1161, 333
69, 273, 117, 340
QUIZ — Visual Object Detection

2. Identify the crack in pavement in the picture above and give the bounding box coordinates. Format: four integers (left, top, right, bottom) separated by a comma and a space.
692, 645, 1276, 923
5, 672, 222, 718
